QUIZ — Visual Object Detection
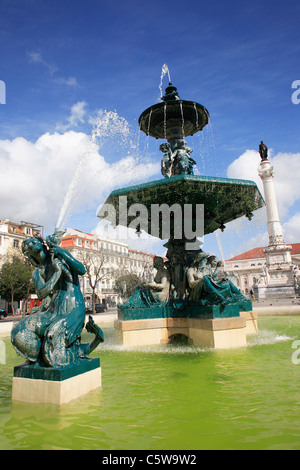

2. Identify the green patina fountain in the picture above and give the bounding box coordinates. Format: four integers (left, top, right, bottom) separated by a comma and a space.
100, 80, 265, 348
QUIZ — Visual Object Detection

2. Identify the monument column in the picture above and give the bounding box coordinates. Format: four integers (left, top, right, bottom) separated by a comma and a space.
258, 155, 285, 247
255, 142, 294, 298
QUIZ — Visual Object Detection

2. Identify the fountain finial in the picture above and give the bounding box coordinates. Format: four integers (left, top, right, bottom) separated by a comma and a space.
162, 82, 180, 102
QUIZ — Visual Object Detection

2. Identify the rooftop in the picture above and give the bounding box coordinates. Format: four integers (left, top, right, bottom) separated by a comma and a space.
227, 243, 300, 261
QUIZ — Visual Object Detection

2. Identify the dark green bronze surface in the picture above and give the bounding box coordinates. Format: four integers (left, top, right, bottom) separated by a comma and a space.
11, 231, 104, 370
118, 302, 250, 321
138, 82, 209, 140
138, 100, 209, 139
100, 174, 265, 238
13, 357, 100, 382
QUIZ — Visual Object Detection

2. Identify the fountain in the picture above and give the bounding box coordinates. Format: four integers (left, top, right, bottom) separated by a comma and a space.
98, 78, 265, 348
3, 72, 299, 451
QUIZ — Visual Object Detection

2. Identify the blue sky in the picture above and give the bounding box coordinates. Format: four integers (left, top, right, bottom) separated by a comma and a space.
0, 0, 300, 259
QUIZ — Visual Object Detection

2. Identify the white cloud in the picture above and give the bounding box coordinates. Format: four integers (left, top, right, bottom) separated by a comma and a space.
283, 213, 300, 243
0, 130, 159, 234
67, 101, 87, 126
28, 51, 78, 87
53, 77, 78, 87
28, 51, 57, 75
56, 101, 87, 131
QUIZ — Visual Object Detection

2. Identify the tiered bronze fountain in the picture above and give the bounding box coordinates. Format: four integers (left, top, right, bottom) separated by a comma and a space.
99, 81, 264, 348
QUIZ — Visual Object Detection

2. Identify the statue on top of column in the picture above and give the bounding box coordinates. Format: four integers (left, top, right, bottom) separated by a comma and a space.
259, 141, 268, 161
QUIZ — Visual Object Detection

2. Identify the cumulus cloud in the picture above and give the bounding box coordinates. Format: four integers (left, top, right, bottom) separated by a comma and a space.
56, 101, 87, 131
283, 213, 300, 243
0, 130, 160, 234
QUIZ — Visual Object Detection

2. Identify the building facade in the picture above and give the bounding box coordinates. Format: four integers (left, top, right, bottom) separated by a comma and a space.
225, 243, 300, 297
0, 219, 42, 266
61, 228, 155, 306
0, 220, 42, 311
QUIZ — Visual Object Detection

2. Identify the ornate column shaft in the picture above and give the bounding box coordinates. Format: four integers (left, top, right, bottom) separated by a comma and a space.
258, 159, 285, 246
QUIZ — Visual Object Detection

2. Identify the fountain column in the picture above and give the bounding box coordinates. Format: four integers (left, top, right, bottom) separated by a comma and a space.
255, 144, 295, 298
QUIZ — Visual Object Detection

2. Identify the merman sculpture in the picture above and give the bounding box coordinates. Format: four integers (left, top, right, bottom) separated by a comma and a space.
186, 253, 246, 305
11, 230, 104, 368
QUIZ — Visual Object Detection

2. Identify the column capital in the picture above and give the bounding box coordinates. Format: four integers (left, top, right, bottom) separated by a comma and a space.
258, 161, 274, 180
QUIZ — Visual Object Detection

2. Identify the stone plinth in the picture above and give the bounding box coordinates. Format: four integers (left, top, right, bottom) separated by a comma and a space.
12, 358, 101, 404
239, 310, 258, 334
254, 284, 296, 299
115, 314, 256, 349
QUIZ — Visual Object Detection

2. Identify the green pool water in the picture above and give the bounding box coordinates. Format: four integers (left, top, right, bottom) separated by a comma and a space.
0, 316, 300, 450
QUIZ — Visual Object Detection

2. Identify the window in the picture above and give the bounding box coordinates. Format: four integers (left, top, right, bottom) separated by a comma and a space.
26, 227, 32, 235
13, 239, 19, 248
77, 238, 82, 246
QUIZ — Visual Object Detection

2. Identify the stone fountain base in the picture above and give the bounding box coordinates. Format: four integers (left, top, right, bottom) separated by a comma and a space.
12, 358, 101, 404
115, 310, 258, 349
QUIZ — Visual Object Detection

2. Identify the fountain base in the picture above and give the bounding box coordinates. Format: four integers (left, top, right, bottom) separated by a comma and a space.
12, 358, 101, 404
115, 310, 258, 349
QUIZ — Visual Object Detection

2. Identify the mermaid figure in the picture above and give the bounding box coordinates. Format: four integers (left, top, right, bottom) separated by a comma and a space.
11, 230, 103, 368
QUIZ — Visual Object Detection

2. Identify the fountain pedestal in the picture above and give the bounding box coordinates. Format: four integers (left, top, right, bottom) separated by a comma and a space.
115, 301, 258, 348
115, 314, 258, 349
12, 358, 101, 404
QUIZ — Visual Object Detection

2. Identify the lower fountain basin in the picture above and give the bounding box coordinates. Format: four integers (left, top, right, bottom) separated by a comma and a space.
99, 174, 265, 238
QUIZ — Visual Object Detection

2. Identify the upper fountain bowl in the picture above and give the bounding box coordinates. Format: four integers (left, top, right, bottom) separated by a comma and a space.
138, 83, 209, 141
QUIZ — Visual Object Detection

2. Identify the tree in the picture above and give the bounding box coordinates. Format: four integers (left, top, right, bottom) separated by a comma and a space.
114, 273, 141, 301
0, 255, 34, 316
80, 250, 113, 315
